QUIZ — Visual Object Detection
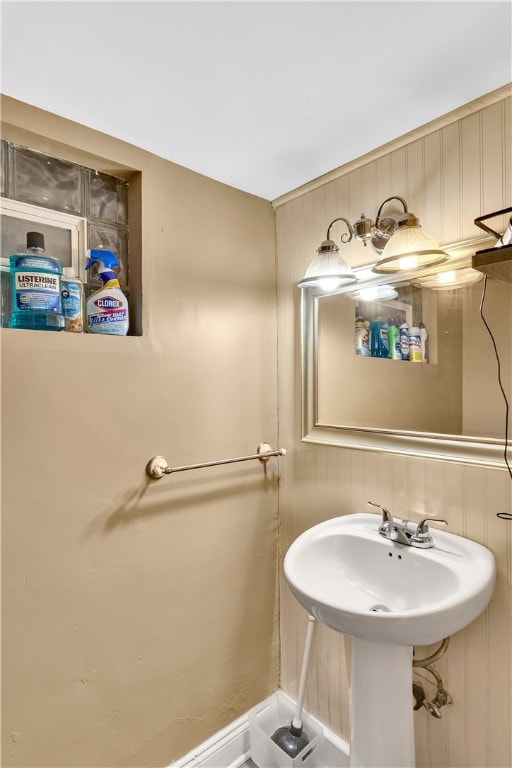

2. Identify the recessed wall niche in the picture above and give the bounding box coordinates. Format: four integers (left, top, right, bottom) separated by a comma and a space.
0, 140, 142, 336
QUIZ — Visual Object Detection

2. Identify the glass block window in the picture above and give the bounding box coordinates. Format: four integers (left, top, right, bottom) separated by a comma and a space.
1, 142, 130, 296
88, 224, 129, 286
14, 146, 82, 214
88, 169, 127, 225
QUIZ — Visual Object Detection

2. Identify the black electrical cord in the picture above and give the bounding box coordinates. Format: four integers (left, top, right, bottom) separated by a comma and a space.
479, 274, 512, 519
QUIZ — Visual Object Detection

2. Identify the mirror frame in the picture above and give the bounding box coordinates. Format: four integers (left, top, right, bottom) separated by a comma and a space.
301, 234, 510, 469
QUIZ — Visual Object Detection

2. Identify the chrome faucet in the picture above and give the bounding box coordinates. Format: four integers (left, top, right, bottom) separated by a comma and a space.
367, 501, 447, 549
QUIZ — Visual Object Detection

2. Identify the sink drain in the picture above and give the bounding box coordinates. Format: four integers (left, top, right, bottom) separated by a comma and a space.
370, 604, 391, 613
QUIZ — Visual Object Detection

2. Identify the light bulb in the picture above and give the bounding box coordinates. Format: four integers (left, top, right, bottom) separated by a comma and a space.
398, 255, 419, 270
318, 277, 342, 291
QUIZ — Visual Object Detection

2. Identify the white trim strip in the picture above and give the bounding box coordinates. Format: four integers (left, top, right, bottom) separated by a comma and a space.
168, 712, 250, 768
168, 691, 350, 768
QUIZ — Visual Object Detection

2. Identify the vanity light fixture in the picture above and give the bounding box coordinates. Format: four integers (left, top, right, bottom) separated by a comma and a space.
300, 197, 449, 289
298, 217, 357, 290
353, 195, 449, 274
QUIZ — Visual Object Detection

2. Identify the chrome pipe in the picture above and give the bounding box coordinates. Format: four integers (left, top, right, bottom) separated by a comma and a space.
413, 637, 450, 667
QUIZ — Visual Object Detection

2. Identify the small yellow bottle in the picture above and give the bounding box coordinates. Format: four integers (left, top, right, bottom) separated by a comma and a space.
408, 327, 422, 362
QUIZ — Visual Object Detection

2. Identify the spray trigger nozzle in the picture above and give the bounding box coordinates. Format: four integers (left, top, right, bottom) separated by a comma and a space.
85, 249, 120, 272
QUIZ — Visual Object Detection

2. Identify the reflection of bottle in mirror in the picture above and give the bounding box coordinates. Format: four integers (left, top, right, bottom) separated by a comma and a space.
371, 316, 389, 358
399, 322, 410, 360
364, 320, 370, 350
409, 326, 422, 362
370, 320, 379, 357
419, 322, 428, 363
388, 318, 401, 359
355, 315, 362, 352
380, 318, 389, 358
356, 315, 370, 356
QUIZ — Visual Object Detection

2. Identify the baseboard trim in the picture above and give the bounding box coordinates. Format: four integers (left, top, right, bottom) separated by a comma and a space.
169, 690, 350, 768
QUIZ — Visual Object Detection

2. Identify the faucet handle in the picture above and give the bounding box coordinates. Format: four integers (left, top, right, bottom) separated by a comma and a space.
416, 518, 448, 534
368, 501, 393, 522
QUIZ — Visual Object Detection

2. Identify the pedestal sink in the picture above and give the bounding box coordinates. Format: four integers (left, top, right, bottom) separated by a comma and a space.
284, 512, 496, 768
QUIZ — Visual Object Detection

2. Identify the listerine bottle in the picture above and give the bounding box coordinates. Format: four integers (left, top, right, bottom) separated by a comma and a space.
9, 231, 64, 331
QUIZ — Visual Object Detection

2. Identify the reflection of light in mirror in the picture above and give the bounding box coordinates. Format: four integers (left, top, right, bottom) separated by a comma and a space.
438, 270, 457, 284
413, 267, 483, 290
358, 287, 380, 301
347, 284, 398, 301
398, 255, 419, 270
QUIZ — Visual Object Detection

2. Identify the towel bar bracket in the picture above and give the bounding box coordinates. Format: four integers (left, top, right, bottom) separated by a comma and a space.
146, 455, 169, 479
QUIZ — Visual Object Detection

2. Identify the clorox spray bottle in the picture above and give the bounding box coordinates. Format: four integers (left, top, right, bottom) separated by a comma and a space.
85, 249, 129, 335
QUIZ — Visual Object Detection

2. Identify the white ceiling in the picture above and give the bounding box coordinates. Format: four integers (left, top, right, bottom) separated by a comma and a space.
1, 1, 511, 201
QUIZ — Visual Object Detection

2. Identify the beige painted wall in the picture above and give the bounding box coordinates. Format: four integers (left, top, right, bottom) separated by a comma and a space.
1, 96, 279, 767
275, 91, 512, 767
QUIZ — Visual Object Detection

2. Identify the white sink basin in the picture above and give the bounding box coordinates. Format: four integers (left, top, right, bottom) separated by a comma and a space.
284, 512, 496, 646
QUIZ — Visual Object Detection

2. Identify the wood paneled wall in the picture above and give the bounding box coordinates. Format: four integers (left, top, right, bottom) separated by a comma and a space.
275, 90, 512, 767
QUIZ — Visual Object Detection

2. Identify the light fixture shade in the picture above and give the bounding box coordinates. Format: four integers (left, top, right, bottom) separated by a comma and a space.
413, 267, 483, 290
372, 215, 448, 274
298, 239, 357, 289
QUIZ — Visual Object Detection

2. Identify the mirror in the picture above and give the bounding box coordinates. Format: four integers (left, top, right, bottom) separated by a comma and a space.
302, 236, 512, 467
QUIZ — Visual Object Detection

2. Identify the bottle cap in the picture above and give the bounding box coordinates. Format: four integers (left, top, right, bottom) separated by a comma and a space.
63, 267, 77, 277
27, 231, 45, 250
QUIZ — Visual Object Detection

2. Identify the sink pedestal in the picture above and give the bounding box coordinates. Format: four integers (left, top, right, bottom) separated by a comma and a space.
351, 639, 415, 768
